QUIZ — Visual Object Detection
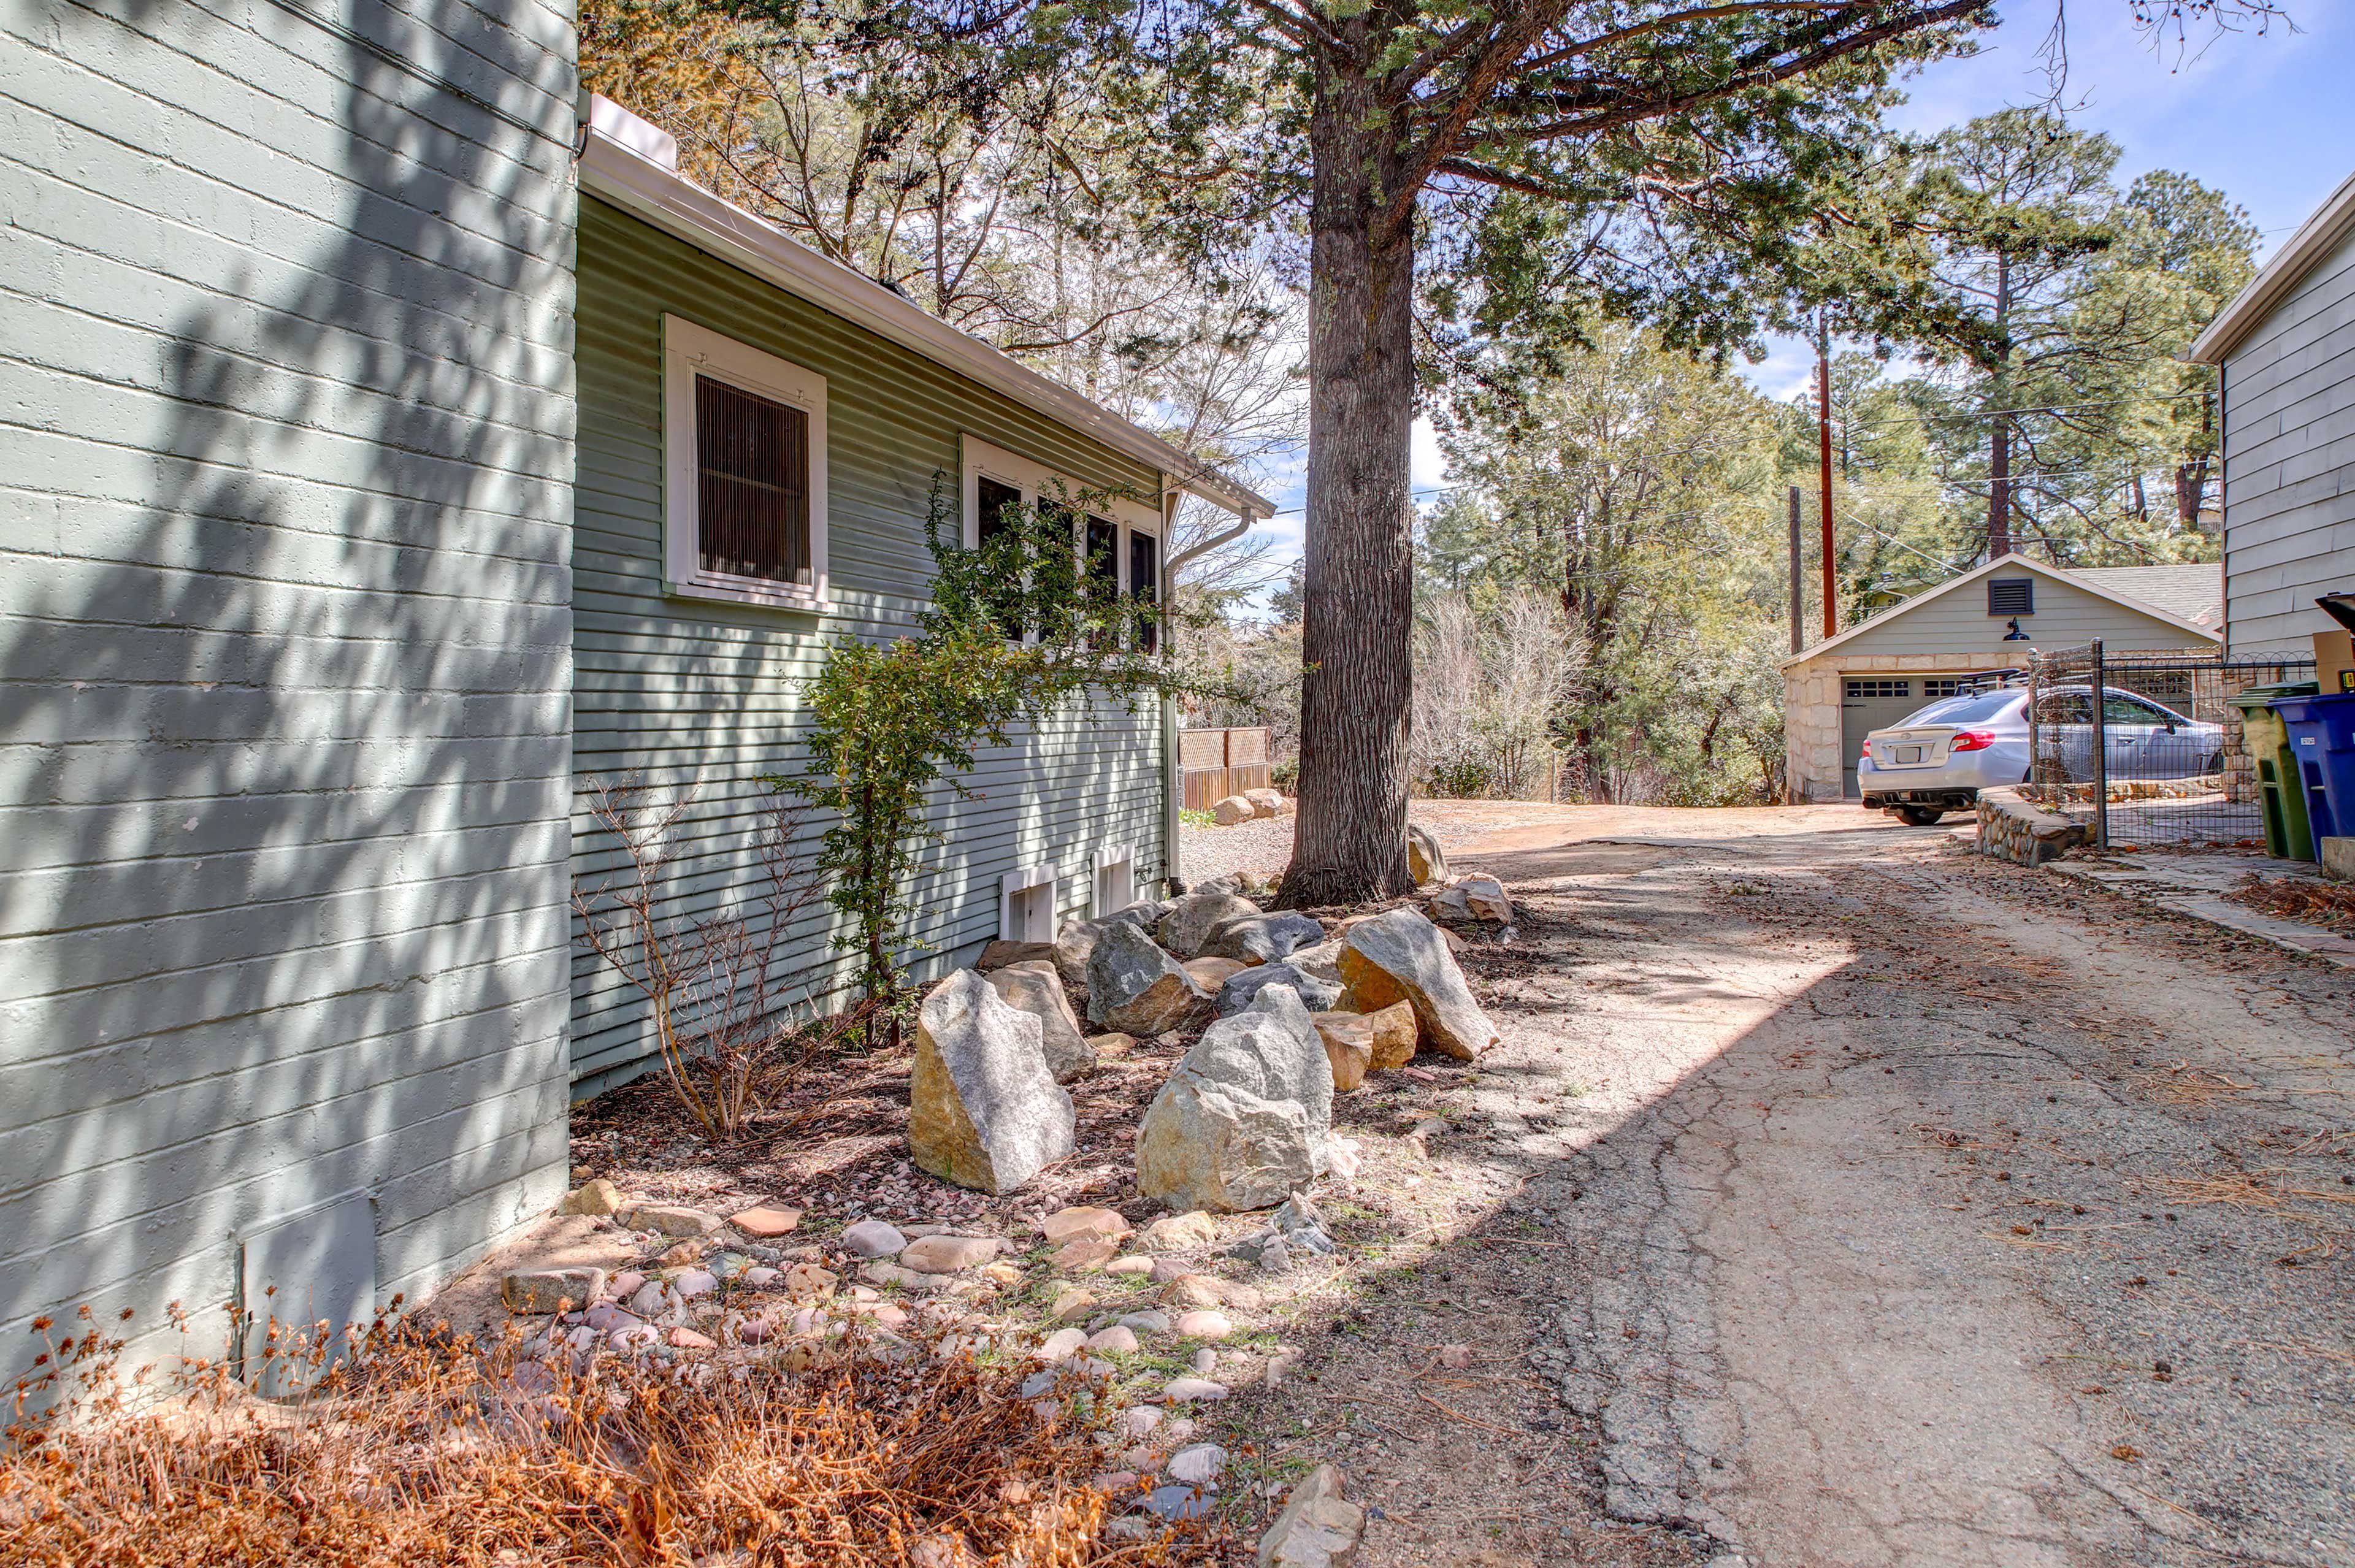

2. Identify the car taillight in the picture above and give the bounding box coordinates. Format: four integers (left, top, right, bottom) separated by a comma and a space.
1950, 730, 1995, 752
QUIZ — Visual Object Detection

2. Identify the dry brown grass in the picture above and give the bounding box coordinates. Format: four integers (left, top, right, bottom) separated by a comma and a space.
2126, 1060, 2254, 1107
1, 1306, 1164, 1568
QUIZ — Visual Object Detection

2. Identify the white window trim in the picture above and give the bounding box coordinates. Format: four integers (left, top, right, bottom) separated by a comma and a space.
961, 435, 1158, 595
998, 863, 1058, 944
664, 313, 830, 611
1091, 844, 1136, 918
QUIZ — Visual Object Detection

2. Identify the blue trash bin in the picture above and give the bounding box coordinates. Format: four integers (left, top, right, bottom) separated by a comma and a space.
2270, 690, 2355, 844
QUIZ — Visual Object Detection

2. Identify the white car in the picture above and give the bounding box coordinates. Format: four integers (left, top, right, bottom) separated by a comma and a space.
1858, 685, 2226, 826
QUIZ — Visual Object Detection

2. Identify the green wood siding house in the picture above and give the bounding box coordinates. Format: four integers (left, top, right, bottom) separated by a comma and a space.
571, 98, 1271, 1093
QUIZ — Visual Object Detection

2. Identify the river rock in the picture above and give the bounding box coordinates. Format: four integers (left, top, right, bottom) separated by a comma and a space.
1406, 824, 1447, 886
558, 1179, 623, 1217
1135, 985, 1333, 1212
1202, 909, 1326, 966
1337, 908, 1498, 1061
502, 1268, 605, 1315
985, 960, 1097, 1082
1139, 1210, 1219, 1250
622, 1203, 722, 1238
1158, 892, 1263, 960
909, 969, 1076, 1194
840, 1218, 908, 1258
1042, 1206, 1133, 1246
900, 1234, 1006, 1273
1310, 1011, 1374, 1093
1087, 920, 1213, 1035
1216, 962, 1341, 1017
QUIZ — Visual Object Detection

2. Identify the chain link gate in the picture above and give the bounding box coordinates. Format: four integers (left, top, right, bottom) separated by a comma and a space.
2024, 643, 2317, 850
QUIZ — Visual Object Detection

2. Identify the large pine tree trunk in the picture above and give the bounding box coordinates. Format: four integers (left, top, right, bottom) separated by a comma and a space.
1280, 75, 1417, 908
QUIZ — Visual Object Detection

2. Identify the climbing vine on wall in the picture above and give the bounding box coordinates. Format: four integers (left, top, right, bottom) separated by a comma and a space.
774, 475, 1197, 1034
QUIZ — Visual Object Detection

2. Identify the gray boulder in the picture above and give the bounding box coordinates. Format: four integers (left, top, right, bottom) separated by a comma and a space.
909, 969, 1076, 1194
984, 960, 1097, 1083
1216, 962, 1341, 1017
1157, 892, 1263, 960
1336, 908, 1498, 1060
1086, 919, 1213, 1035
1052, 903, 1169, 988
1135, 982, 1334, 1212
1282, 939, 1346, 987
1201, 909, 1326, 966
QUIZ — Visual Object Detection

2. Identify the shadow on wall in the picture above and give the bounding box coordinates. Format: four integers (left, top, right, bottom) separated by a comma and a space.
0, 0, 575, 1372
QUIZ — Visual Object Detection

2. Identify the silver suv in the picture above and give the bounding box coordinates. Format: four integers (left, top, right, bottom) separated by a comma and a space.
1858, 685, 2225, 826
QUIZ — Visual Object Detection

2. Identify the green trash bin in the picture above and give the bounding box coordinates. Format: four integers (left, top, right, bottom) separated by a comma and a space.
2231, 680, 2320, 861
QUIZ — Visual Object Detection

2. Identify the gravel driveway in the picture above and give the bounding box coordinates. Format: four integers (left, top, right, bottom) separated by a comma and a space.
1235, 805, 2355, 1568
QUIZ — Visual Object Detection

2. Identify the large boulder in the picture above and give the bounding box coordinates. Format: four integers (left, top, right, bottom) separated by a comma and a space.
910, 970, 1076, 1194
1244, 787, 1289, 818
1051, 902, 1168, 988
1406, 823, 1448, 887
1336, 908, 1498, 1061
1201, 909, 1325, 966
1364, 1000, 1417, 1069
1136, 985, 1334, 1212
1282, 940, 1346, 987
976, 939, 1055, 971
1426, 874, 1511, 925
1158, 892, 1262, 959
1311, 1012, 1374, 1093
984, 960, 1097, 1083
1184, 955, 1250, 993
1215, 962, 1341, 1017
1086, 919, 1213, 1036
1211, 794, 1257, 826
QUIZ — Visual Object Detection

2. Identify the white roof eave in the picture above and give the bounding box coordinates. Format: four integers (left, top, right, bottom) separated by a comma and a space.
2187, 166, 2355, 367
1779, 553, 2222, 671
576, 101, 1273, 521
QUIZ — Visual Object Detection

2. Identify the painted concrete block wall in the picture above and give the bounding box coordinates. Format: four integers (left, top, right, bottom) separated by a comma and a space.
0, 0, 577, 1365
572, 196, 1168, 1093
2221, 224, 2355, 656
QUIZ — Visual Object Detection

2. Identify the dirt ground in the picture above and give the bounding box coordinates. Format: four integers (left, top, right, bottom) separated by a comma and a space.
450, 801, 2354, 1567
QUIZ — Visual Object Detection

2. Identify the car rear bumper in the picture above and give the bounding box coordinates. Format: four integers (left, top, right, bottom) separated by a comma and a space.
1860, 785, 1980, 810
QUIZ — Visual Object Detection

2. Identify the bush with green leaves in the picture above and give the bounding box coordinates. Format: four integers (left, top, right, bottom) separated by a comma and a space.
773, 476, 1196, 1034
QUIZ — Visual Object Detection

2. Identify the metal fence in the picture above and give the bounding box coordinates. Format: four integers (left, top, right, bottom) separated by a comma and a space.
1179, 726, 1271, 812
2025, 643, 2316, 850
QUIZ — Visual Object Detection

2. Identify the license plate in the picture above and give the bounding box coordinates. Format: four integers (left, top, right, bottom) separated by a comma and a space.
1894, 745, 1923, 763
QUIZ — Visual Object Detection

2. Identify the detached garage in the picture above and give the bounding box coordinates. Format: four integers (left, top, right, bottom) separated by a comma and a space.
1783, 555, 2221, 801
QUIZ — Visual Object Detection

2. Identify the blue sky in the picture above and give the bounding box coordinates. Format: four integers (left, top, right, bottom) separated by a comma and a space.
1236, 0, 2355, 598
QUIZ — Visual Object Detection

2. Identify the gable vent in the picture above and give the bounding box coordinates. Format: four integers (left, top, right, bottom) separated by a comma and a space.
1988, 578, 2034, 616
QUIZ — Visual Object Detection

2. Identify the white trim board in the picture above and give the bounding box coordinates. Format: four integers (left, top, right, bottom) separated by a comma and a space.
2188, 166, 2355, 365
1780, 553, 2223, 671
579, 96, 1273, 521
663, 314, 830, 612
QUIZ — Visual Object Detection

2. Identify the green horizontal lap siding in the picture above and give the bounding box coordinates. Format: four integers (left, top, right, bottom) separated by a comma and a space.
570, 197, 1168, 1092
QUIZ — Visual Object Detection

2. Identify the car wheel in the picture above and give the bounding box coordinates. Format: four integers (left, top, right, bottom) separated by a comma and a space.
1896, 805, 1945, 827
2204, 751, 2224, 776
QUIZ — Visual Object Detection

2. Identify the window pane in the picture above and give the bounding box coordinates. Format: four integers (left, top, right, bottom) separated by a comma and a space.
975, 476, 1027, 638
1128, 530, 1158, 652
1084, 516, 1119, 611
695, 376, 808, 585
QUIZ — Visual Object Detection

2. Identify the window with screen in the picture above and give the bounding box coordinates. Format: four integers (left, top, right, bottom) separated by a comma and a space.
663, 316, 827, 608
694, 376, 809, 584
1987, 578, 2034, 616
1129, 529, 1160, 651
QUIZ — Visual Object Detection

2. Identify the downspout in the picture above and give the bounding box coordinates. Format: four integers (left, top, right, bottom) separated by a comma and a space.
1160, 478, 1185, 893
2216, 361, 2231, 658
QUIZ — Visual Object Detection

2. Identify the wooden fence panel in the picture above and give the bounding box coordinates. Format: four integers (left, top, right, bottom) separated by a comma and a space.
1179, 727, 1273, 812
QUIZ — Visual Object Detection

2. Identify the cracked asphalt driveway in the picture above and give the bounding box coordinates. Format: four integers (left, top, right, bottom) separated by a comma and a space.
1449, 811, 2355, 1568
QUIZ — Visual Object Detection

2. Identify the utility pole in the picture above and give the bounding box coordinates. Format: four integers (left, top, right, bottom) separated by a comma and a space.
1817, 313, 1837, 641
1787, 486, 1804, 656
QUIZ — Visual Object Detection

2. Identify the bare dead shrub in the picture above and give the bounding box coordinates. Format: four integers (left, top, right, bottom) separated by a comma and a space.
575, 779, 868, 1141
3, 1304, 1162, 1568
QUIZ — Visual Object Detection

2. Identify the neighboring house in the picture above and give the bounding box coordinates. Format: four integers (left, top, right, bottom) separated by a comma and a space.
0, 0, 1261, 1385
569, 98, 1269, 1093
2188, 169, 2355, 658
1782, 556, 2221, 800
